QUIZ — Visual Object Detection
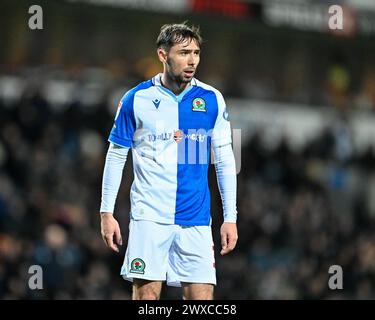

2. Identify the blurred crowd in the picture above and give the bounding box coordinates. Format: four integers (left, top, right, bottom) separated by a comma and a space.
215, 128, 375, 299
1, 67, 375, 300
2, 2, 375, 114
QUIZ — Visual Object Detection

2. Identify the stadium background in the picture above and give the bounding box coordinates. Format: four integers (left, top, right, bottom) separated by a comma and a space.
1, 0, 375, 299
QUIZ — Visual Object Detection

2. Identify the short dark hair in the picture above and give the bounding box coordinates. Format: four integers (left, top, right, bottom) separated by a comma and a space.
156, 22, 202, 51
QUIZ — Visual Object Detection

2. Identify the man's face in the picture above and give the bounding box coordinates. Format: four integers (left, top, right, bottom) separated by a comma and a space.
160, 38, 200, 84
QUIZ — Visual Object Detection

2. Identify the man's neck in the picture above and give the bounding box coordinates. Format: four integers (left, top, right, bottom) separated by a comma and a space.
161, 73, 190, 96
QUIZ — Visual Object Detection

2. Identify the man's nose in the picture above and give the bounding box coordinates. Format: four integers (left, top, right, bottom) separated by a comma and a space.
188, 53, 196, 66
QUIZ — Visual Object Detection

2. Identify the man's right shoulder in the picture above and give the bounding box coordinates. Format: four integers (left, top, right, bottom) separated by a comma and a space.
121, 80, 154, 102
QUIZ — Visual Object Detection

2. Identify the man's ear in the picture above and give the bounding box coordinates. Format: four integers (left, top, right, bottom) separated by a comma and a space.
157, 48, 167, 64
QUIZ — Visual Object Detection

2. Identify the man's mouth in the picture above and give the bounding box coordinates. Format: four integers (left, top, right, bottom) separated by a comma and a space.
183, 70, 194, 77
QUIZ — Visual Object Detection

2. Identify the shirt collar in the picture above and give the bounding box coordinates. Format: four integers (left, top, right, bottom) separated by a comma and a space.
152, 73, 197, 87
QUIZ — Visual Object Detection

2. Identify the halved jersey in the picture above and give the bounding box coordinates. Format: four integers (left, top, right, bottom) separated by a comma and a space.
109, 74, 232, 226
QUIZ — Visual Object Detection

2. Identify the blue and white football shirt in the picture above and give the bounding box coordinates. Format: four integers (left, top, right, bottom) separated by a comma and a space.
108, 74, 232, 226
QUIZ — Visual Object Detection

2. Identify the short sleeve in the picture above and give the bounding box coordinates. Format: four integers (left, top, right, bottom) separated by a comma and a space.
108, 91, 136, 148
211, 91, 232, 148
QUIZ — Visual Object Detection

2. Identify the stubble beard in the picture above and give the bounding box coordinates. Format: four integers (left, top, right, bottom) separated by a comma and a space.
166, 58, 191, 85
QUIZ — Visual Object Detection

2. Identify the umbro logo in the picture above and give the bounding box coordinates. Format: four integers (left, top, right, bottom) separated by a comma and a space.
152, 99, 161, 109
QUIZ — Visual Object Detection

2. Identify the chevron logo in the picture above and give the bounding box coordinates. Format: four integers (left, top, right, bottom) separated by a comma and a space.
152, 99, 161, 109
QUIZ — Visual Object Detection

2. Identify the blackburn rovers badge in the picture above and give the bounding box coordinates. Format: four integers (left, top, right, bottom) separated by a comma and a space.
130, 258, 146, 274
192, 97, 206, 112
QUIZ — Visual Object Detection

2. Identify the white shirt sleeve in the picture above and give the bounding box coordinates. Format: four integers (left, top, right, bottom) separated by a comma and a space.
213, 143, 238, 223
211, 90, 232, 149
100, 143, 130, 214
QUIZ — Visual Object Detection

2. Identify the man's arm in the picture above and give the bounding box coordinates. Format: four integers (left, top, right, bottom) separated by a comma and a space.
100, 143, 129, 252
212, 143, 238, 255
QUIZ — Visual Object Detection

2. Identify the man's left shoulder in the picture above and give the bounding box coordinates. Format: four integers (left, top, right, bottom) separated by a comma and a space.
193, 78, 224, 98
